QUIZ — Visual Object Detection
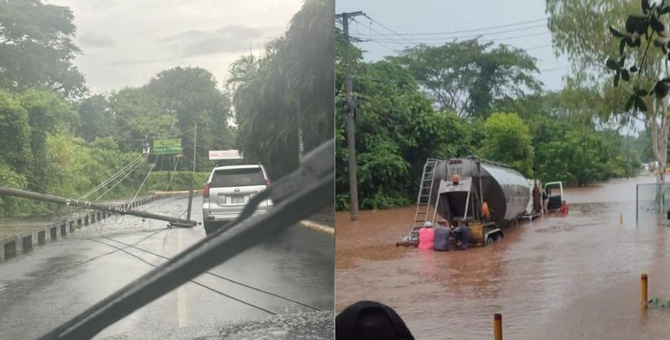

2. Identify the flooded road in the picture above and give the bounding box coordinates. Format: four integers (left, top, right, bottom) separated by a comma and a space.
335, 175, 670, 339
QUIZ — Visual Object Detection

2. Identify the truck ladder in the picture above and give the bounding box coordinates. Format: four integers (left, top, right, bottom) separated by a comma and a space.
407, 159, 440, 241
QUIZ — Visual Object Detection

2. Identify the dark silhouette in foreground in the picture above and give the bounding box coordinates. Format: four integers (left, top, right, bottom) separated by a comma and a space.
336, 300, 415, 340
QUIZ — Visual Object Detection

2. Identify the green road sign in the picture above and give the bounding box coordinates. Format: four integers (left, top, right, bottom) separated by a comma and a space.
152, 138, 182, 155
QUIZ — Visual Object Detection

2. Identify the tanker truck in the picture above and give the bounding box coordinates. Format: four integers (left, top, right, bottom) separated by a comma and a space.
399, 156, 532, 247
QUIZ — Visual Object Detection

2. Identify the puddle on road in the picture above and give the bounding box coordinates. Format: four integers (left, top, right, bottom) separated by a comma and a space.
335, 175, 670, 339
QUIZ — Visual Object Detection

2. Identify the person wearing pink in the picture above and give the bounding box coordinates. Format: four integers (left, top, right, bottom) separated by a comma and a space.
418, 221, 435, 250
559, 200, 569, 215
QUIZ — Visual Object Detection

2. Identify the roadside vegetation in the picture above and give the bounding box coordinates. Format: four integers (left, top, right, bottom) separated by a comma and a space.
336, 14, 652, 210
0, 0, 328, 217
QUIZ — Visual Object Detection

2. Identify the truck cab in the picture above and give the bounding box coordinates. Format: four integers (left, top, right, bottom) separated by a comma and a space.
543, 181, 565, 212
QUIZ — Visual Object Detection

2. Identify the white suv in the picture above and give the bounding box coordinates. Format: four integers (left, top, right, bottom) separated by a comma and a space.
202, 164, 273, 235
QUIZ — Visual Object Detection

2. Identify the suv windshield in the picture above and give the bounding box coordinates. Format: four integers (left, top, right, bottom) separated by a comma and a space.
211, 167, 265, 187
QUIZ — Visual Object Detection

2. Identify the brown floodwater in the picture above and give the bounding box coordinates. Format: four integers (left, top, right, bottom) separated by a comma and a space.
335, 175, 670, 339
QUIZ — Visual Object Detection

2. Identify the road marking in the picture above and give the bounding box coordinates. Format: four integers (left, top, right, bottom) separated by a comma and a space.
177, 228, 187, 328
299, 220, 334, 235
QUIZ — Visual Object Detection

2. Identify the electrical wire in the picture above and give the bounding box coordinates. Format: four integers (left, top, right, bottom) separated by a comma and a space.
93, 154, 149, 202
368, 30, 552, 45
87, 237, 277, 315
351, 18, 408, 49
351, 14, 552, 52
0, 227, 170, 291
348, 20, 399, 54
526, 44, 553, 51
38, 138, 334, 340
165, 155, 180, 191
79, 154, 147, 200
97, 234, 321, 311
128, 162, 156, 207
540, 65, 571, 72
361, 22, 548, 38
361, 25, 549, 42
363, 14, 414, 46
79, 145, 147, 200
360, 17, 548, 36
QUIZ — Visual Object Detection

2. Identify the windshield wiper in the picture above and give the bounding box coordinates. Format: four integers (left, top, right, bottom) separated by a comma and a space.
39, 139, 334, 340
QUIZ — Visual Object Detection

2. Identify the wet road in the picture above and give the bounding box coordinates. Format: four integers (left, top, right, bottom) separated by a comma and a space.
0, 195, 334, 339
335, 175, 670, 339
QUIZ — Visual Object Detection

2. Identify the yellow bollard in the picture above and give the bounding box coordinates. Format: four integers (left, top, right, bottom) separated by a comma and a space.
494, 313, 503, 340
620, 213, 623, 225
641, 273, 648, 310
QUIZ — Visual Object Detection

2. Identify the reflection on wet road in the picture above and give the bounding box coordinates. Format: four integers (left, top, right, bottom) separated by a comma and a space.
336, 175, 670, 339
0, 196, 334, 340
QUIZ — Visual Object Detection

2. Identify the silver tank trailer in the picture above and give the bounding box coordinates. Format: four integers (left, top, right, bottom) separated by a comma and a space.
432, 157, 530, 228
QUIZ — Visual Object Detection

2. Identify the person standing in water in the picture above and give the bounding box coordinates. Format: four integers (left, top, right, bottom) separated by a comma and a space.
433, 220, 451, 251
532, 182, 542, 214
452, 220, 470, 250
417, 221, 434, 250
558, 200, 569, 215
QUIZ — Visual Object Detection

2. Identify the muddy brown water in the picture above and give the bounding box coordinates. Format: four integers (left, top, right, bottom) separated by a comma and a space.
335, 175, 670, 339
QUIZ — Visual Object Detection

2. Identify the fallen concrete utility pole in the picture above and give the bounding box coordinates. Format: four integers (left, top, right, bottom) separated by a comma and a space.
0, 187, 197, 228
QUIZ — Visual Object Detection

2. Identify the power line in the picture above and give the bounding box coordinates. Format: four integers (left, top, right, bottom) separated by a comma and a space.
349, 20, 399, 54
360, 17, 549, 36
98, 235, 321, 311
351, 36, 399, 54
354, 14, 552, 54
481, 31, 552, 43
540, 65, 570, 72
363, 14, 415, 46
526, 44, 553, 51
369, 30, 551, 45
88, 238, 277, 315
351, 35, 553, 55
352, 17, 408, 49
360, 23, 548, 40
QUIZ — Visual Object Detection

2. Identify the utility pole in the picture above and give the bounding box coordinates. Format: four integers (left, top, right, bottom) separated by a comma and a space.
193, 122, 197, 172
336, 10, 364, 221
0, 187, 197, 227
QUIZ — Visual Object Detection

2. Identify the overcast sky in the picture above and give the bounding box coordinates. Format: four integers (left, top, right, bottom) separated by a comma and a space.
46, 0, 303, 94
335, 0, 569, 92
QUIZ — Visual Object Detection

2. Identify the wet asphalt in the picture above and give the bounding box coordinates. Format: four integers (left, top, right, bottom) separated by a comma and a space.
0, 195, 334, 339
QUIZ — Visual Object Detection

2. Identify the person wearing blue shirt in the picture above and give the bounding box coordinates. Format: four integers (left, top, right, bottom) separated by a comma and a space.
452, 220, 470, 250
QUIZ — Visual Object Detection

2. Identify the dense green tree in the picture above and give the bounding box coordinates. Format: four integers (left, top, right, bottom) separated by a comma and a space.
19, 89, 77, 193
0, 0, 87, 100
107, 87, 172, 153
480, 112, 534, 176
76, 95, 115, 142
546, 0, 670, 181
144, 67, 233, 171
390, 40, 541, 118
546, 0, 638, 75
335, 54, 472, 209
0, 90, 32, 175
0, 160, 28, 216
228, 0, 334, 180
281, 0, 334, 152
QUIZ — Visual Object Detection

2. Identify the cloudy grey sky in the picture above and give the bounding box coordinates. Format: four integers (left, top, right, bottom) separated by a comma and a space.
46, 0, 303, 94
335, 0, 569, 92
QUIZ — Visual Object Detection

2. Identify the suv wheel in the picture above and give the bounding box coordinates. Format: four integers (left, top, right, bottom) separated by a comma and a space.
203, 221, 216, 236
